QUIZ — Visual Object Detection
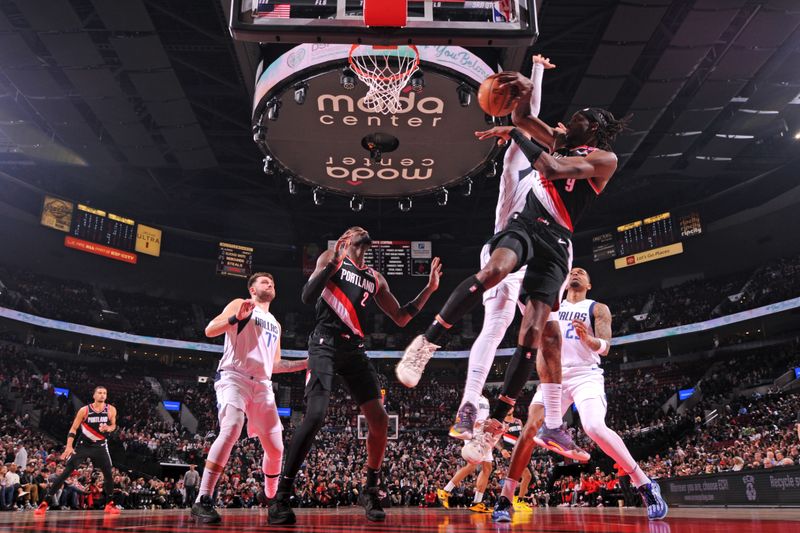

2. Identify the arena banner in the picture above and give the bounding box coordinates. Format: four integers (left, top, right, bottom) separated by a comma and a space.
659, 466, 800, 506
613, 242, 683, 270
40, 195, 73, 232
135, 224, 162, 257
2, 295, 800, 357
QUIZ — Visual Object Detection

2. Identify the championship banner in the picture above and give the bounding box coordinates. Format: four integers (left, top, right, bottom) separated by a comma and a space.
136, 224, 162, 257
659, 466, 800, 506
40, 195, 73, 232
614, 242, 683, 270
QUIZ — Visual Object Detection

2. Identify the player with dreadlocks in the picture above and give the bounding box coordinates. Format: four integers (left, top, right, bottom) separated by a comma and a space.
397, 68, 631, 473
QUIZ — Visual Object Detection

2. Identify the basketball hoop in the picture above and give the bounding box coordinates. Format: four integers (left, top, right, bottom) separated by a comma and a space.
348, 45, 420, 115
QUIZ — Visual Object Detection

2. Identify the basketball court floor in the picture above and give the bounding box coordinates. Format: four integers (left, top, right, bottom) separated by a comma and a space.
7, 507, 799, 533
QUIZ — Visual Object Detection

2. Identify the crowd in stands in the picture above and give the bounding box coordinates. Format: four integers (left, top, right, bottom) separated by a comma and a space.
1, 331, 798, 512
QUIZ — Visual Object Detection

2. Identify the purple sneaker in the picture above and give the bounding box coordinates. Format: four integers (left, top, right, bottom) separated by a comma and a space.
449, 402, 478, 440
533, 424, 590, 462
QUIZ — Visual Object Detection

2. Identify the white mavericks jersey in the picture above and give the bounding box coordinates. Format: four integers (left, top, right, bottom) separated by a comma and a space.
219, 306, 281, 380
551, 298, 601, 368
494, 144, 539, 233
477, 395, 490, 423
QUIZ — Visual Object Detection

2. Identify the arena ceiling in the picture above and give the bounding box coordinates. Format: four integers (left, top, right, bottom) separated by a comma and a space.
0, 0, 798, 260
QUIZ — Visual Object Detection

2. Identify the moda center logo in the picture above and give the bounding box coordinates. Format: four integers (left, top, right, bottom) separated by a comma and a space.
256, 47, 496, 197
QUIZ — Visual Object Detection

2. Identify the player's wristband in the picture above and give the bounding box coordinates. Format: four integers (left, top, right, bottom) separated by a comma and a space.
596, 338, 608, 353
227, 315, 239, 325
509, 128, 544, 164
68, 432, 76, 440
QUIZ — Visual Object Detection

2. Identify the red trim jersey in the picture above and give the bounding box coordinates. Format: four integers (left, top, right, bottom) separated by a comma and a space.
80, 404, 109, 445
316, 257, 378, 338
522, 145, 602, 233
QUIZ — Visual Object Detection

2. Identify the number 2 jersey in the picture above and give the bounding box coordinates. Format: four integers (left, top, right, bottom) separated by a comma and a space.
550, 298, 601, 368
316, 256, 378, 338
219, 305, 281, 380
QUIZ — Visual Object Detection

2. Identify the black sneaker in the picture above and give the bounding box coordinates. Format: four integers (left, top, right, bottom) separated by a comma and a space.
190, 495, 221, 524
268, 494, 296, 525
358, 487, 386, 522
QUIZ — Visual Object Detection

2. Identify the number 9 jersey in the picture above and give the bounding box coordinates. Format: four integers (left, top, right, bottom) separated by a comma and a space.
551, 298, 600, 368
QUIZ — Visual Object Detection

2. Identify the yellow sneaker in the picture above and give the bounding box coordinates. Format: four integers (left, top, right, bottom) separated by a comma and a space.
469, 502, 492, 513
513, 497, 533, 512
437, 489, 451, 509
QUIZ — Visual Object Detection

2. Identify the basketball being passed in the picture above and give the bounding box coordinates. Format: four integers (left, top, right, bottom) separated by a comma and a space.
477, 73, 518, 117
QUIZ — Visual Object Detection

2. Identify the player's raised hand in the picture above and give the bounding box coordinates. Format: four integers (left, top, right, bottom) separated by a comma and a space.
236, 298, 256, 321
332, 234, 351, 267
475, 126, 514, 146
495, 71, 533, 95
532, 54, 556, 69
572, 319, 590, 341
427, 257, 442, 290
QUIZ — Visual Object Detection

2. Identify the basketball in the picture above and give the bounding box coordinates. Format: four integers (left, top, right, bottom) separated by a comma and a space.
477, 74, 518, 117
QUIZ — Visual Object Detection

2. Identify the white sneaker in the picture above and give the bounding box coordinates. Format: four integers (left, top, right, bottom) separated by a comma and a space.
395, 335, 440, 388
462, 418, 506, 464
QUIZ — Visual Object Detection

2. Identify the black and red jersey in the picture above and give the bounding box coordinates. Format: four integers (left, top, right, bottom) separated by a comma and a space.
79, 403, 109, 446
521, 144, 603, 233
315, 257, 378, 338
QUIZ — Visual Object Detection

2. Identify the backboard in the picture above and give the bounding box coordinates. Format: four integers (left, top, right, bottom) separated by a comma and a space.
230, 0, 538, 47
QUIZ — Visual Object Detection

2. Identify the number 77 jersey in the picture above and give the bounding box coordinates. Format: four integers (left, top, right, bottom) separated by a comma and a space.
551, 298, 600, 367
316, 256, 378, 338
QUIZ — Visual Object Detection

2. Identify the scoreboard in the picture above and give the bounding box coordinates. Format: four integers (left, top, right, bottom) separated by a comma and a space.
327, 240, 432, 276
217, 242, 254, 278
71, 204, 136, 252
592, 211, 702, 268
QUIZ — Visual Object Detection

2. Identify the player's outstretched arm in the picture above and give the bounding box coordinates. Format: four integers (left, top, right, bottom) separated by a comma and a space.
301, 234, 350, 305
205, 298, 254, 338
572, 303, 612, 356
373, 257, 442, 327
272, 338, 308, 374
507, 129, 617, 193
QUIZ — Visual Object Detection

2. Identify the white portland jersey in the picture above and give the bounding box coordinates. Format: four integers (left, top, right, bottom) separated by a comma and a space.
494, 145, 540, 233
219, 306, 281, 381
551, 298, 600, 367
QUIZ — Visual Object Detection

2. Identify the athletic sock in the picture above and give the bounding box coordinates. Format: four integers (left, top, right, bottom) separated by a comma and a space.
366, 467, 379, 489
424, 275, 486, 344
541, 383, 563, 429
197, 467, 222, 501
629, 465, 651, 488
444, 481, 456, 492
501, 478, 518, 501
276, 475, 295, 498
473, 491, 484, 503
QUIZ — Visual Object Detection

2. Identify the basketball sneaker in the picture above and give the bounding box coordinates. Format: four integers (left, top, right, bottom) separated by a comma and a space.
396, 335, 440, 388
265, 474, 280, 499
533, 424, 590, 462
34, 501, 48, 516
638, 481, 668, 520
104, 502, 121, 515
449, 402, 478, 441
462, 418, 506, 464
469, 502, 491, 513
358, 487, 386, 522
268, 494, 296, 525
512, 497, 533, 512
492, 495, 512, 522
191, 495, 221, 524
436, 488, 451, 509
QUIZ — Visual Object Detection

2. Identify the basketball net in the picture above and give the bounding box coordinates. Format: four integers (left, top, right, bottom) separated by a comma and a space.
348, 45, 420, 115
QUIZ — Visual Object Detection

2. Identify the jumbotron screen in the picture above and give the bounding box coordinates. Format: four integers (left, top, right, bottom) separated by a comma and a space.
327, 240, 432, 276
